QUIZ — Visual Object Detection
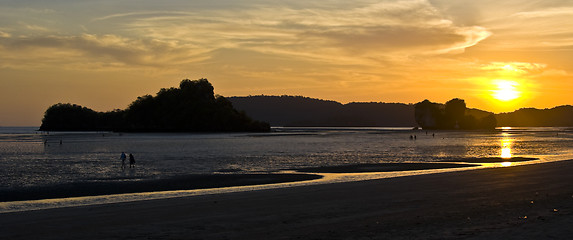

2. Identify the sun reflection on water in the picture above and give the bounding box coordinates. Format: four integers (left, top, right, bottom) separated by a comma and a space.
500, 133, 513, 159
501, 146, 512, 159
500, 162, 512, 167
500, 133, 514, 167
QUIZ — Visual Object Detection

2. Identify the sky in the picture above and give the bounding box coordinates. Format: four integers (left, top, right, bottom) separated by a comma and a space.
1, 0, 572, 126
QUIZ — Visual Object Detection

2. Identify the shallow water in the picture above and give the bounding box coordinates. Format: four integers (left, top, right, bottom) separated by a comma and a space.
1, 126, 573, 212
1, 126, 573, 190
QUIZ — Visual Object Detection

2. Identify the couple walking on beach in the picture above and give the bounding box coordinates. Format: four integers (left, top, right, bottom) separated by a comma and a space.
120, 152, 135, 169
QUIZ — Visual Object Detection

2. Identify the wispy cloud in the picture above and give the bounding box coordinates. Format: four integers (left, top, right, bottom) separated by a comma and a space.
22, 24, 51, 32
90, 11, 195, 23
0, 0, 494, 74
512, 7, 573, 18
0, 30, 11, 38
1, 0, 572, 125
0, 33, 207, 70
481, 62, 547, 74
109, 0, 490, 67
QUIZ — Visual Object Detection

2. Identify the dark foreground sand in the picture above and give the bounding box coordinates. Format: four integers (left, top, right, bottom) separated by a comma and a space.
2, 160, 573, 239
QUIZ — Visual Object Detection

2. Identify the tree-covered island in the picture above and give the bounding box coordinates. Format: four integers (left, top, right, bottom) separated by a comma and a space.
414, 98, 497, 130
39, 79, 271, 132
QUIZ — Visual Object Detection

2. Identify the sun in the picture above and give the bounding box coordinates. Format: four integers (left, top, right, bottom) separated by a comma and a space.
492, 80, 520, 101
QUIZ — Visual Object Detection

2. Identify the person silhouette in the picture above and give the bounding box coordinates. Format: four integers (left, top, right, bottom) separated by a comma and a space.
129, 153, 135, 168
120, 152, 126, 169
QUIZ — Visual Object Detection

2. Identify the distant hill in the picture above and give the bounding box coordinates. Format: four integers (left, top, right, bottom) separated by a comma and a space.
40, 85, 573, 130
229, 96, 417, 127
496, 105, 573, 127
230, 95, 573, 128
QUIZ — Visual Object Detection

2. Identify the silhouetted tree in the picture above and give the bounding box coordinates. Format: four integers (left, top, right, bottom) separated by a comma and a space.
460, 115, 478, 129
444, 98, 466, 129
414, 100, 444, 129
479, 114, 497, 129
40, 103, 100, 131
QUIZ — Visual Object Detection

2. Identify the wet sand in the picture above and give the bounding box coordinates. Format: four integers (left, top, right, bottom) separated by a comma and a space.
0, 173, 322, 202
1, 160, 573, 239
457, 156, 538, 163
2, 162, 478, 202
295, 162, 479, 173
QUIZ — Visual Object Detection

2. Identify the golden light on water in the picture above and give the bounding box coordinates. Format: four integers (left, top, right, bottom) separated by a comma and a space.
501, 162, 512, 167
501, 147, 512, 159
500, 134, 513, 159
500, 134, 513, 166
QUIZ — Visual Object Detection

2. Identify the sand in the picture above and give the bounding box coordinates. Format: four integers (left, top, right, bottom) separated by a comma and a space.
0, 173, 322, 202
1, 162, 479, 202
1, 160, 573, 239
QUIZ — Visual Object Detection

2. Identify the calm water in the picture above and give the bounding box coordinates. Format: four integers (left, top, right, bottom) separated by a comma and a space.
1, 126, 573, 191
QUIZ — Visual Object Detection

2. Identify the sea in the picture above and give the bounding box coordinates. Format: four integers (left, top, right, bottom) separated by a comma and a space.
1, 126, 572, 212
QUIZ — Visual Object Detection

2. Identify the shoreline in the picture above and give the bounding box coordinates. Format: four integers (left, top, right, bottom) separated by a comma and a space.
2, 159, 573, 239
0, 173, 322, 202
1, 162, 488, 203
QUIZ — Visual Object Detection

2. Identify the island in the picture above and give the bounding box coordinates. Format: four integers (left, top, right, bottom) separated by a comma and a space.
39, 79, 271, 132
414, 98, 497, 130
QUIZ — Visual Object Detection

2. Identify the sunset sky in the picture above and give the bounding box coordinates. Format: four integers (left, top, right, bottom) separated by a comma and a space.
1, 0, 572, 126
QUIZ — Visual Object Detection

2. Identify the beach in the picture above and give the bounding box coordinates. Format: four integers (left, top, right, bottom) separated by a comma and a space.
1, 160, 572, 239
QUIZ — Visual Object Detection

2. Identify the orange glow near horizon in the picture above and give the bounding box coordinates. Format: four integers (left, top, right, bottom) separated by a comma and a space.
477, 61, 543, 113
492, 80, 521, 102
0, 1, 572, 126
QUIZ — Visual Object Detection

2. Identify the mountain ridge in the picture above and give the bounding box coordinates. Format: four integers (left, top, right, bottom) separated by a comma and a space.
229, 95, 573, 128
